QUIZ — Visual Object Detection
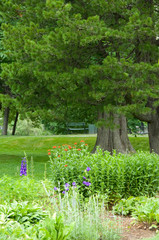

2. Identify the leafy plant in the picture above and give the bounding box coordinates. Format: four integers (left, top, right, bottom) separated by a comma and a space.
0, 176, 53, 204
36, 214, 74, 240
0, 201, 47, 226
48, 143, 159, 199
0, 215, 73, 240
113, 196, 159, 224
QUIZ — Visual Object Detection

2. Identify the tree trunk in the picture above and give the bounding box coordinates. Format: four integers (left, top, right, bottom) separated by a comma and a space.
92, 112, 135, 154
148, 113, 159, 154
134, 110, 159, 154
12, 112, 19, 135
2, 107, 10, 135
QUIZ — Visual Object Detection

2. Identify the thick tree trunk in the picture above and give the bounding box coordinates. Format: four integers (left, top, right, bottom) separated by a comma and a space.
92, 112, 135, 154
148, 113, 159, 154
134, 110, 159, 154
12, 112, 19, 135
2, 107, 10, 135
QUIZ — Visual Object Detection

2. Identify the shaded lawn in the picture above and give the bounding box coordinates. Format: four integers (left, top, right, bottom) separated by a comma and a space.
0, 135, 149, 179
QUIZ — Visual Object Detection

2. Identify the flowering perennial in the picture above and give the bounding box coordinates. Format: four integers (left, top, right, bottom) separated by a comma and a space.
20, 157, 27, 176
86, 167, 91, 172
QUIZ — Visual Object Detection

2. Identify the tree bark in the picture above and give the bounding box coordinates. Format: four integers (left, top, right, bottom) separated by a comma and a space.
12, 112, 19, 135
148, 113, 159, 154
2, 107, 10, 135
92, 112, 135, 154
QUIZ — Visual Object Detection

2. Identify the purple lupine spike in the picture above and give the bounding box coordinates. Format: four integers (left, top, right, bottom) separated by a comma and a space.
20, 158, 27, 176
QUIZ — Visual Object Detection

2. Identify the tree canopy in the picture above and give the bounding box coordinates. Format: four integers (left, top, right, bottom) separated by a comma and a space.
1, 0, 159, 152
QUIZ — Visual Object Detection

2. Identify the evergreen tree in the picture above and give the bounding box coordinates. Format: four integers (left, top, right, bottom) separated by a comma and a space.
1, 0, 159, 152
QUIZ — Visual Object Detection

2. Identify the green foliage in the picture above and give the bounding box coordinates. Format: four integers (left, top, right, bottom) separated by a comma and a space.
0, 215, 73, 240
0, 175, 122, 240
8, 118, 46, 136
113, 196, 159, 225
42, 186, 121, 240
48, 144, 159, 199
0, 176, 52, 203
36, 215, 74, 240
0, 201, 47, 226
1, 0, 159, 131
0, 135, 149, 179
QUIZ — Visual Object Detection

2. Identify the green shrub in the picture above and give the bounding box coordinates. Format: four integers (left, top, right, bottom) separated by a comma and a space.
48, 143, 159, 199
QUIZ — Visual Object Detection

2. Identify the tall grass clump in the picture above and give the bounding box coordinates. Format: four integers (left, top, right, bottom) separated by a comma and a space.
48, 141, 159, 199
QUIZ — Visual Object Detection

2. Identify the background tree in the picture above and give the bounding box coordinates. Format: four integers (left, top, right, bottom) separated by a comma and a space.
1, 0, 159, 153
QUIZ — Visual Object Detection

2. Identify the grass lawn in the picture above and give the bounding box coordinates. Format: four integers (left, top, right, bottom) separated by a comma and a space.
0, 135, 149, 179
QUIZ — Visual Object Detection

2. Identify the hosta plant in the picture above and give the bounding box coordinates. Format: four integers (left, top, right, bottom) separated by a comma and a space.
0, 201, 47, 226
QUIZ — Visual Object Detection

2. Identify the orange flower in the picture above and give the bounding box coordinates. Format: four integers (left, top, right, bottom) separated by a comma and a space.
74, 143, 77, 145
58, 155, 60, 157
77, 148, 81, 151
58, 146, 61, 148
68, 146, 72, 149
85, 144, 88, 146
53, 146, 57, 148
73, 146, 75, 148
48, 149, 51, 151
64, 149, 68, 151
48, 152, 51, 155
65, 164, 68, 167
80, 140, 85, 142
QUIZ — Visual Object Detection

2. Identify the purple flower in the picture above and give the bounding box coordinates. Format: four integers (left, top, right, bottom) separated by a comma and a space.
65, 183, 70, 187
86, 167, 91, 172
66, 188, 69, 191
54, 187, 58, 191
83, 176, 86, 179
72, 182, 76, 186
20, 158, 27, 176
85, 182, 91, 186
83, 181, 87, 185
62, 191, 66, 194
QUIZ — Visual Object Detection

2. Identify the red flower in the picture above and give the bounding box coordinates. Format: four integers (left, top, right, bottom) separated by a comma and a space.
80, 140, 85, 142
53, 146, 57, 149
77, 148, 81, 151
64, 149, 68, 151
48, 152, 51, 155
65, 164, 68, 167
68, 146, 72, 149
74, 143, 77, 145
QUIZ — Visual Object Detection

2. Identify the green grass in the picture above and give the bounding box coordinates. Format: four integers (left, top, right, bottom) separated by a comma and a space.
0, 135, 149, 179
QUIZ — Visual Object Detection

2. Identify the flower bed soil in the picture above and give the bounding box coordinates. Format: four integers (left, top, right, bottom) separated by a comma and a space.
111, 213, 156, 240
